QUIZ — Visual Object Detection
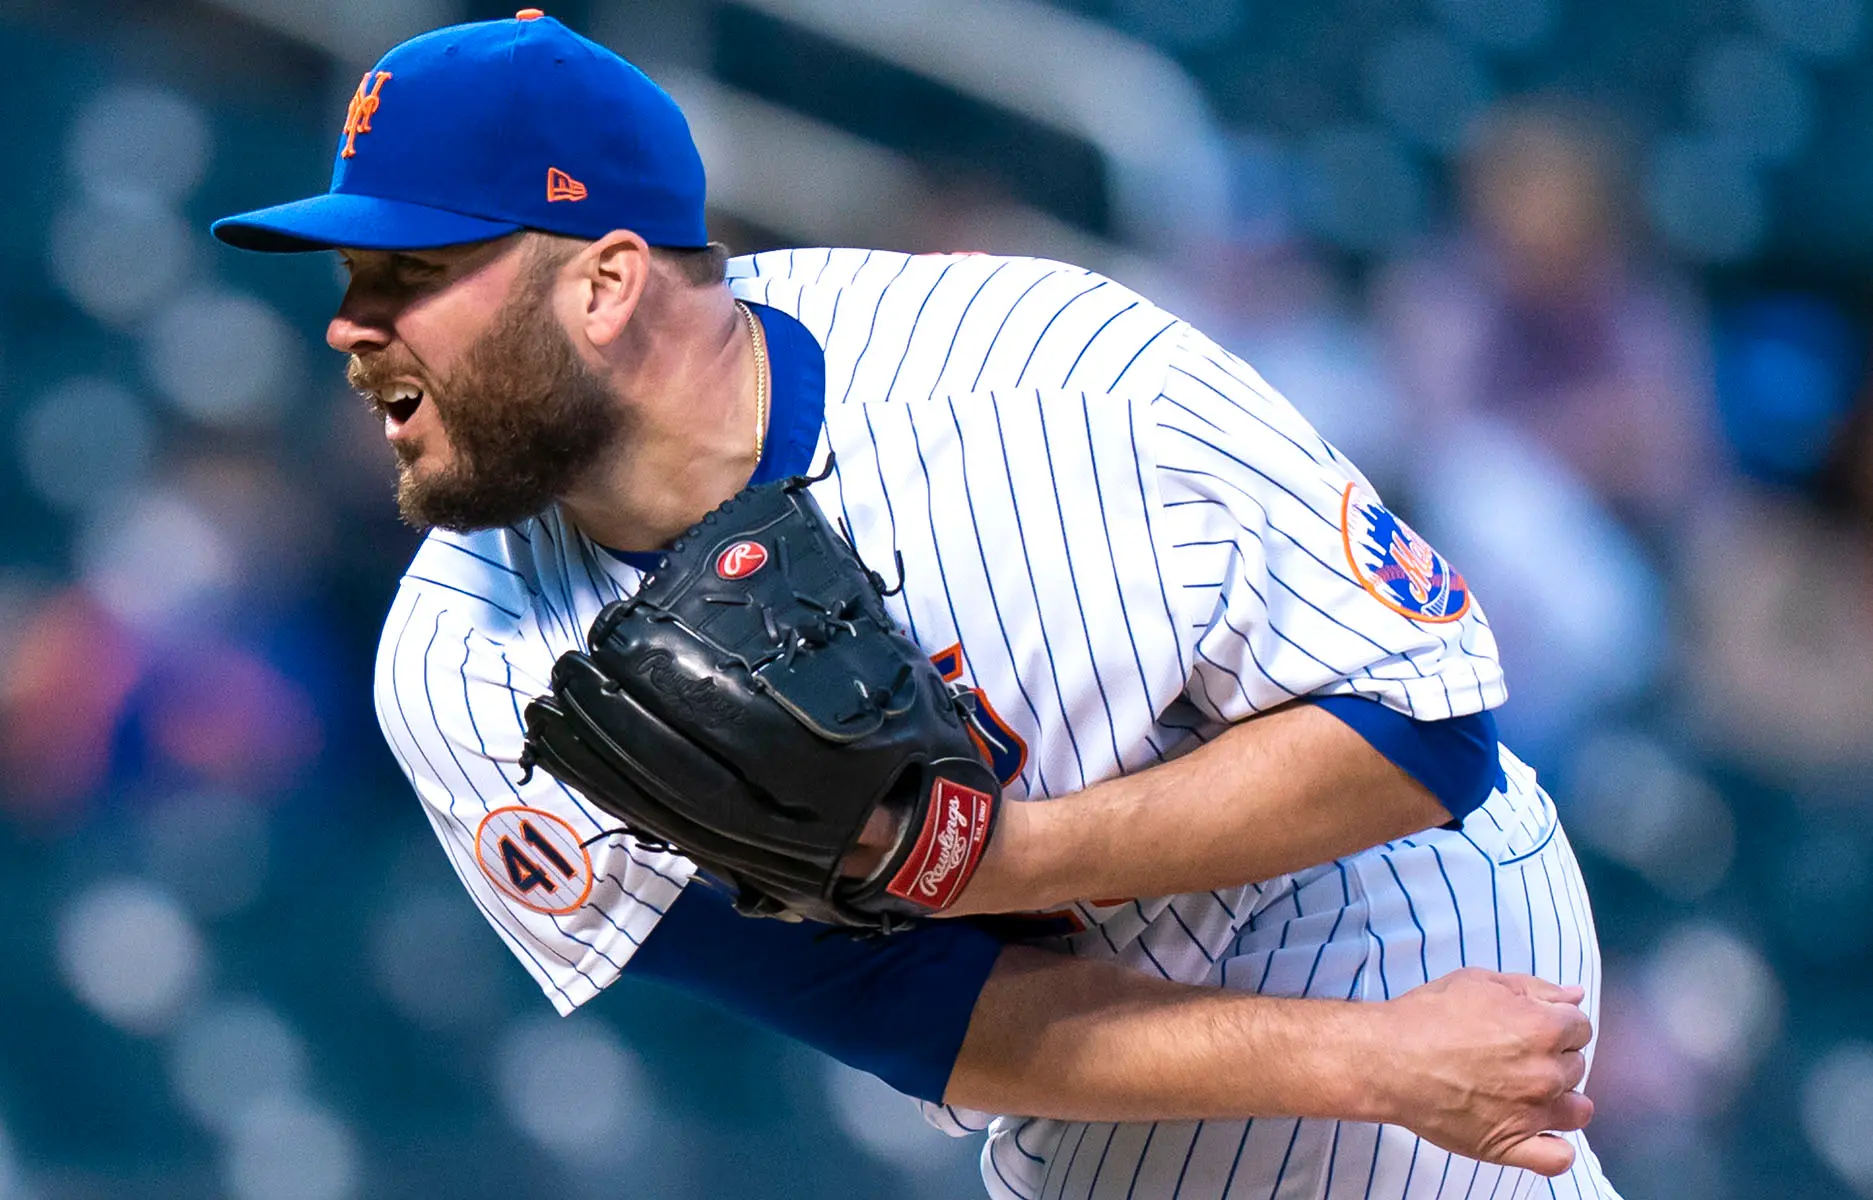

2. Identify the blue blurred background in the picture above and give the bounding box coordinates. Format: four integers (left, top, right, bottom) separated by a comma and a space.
1, 0, 1870, 1195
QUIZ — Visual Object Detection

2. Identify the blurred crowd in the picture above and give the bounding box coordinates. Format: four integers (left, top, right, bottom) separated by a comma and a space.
2, 0, 1872, 1197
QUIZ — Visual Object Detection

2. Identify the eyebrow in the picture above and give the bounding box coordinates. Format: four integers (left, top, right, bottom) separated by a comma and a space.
338, 250, 447, 272
340, 237, 512, 277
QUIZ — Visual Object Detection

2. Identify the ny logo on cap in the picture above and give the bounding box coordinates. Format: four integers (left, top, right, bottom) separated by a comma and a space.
341, 71, 393, 158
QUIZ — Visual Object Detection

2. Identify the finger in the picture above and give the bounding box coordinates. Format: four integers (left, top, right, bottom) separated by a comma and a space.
1494, 1132, 1576, 1177
1554, 1005, 1593, 1051
1546, 1090, 1595, 1133
1559, 1050, 1587, 1093
859, 807, 900, 849
1498, 974, 1586, 1005
838, 808, 909, 877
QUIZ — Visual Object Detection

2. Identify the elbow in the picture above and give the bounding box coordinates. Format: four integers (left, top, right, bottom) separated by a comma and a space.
1312, 697, 1505, 824
1436, 709, 1505, 823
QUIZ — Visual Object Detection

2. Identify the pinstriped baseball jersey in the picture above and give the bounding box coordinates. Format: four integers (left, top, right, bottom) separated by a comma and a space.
373, 248, 1619, 1198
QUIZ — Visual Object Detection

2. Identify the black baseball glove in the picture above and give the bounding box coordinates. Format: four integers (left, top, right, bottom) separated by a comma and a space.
518, 470, 1001, 932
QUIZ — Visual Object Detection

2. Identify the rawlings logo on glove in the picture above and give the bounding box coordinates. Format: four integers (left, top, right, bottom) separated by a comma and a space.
715, 541, 769, 579
634, 649, 745, 726
889, 779, 995, 909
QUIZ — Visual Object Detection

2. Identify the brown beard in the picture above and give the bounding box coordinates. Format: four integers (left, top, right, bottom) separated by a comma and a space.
352, 253, 622, 533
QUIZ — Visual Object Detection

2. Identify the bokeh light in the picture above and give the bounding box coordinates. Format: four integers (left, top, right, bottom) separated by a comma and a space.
16, 377, 158, 514
1590, 976, 1716, 1121
65, 84, 212, 203
76, 482, 236, 633
141, 289, 300, 428
145, 646, 324, 795
1640, 923, 1782, 1071
222, 1097, 359, 1200
495, 1014, 648, 1159
1567, 731, 1736, 901
168, 998, 309, 1134
1803, 1042, 1873, 1197
368, 890, 506, 1032
56, 879, 206, 1036
47, 195, 196, 327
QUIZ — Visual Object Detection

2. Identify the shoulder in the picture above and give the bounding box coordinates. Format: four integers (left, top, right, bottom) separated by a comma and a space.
729, 248, 1062, 327
1152, 322, 1349, 478
729, 246, 1139, 324
733, 247, 1186, 403
730, 246, 1041, 293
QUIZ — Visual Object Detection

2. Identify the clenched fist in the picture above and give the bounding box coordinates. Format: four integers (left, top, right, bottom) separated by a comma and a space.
1365, 968, 1595, 1176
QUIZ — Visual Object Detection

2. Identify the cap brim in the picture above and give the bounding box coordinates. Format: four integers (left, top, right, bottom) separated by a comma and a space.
211, 192, 524, 253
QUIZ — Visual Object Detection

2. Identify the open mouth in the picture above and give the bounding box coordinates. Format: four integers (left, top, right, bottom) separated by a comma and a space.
379, 383, 424, 425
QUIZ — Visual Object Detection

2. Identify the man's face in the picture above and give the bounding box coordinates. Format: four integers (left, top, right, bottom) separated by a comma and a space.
331, 236, 621, 532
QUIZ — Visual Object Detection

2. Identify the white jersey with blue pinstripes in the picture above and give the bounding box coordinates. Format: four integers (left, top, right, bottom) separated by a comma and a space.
373, 248, 1619, 1199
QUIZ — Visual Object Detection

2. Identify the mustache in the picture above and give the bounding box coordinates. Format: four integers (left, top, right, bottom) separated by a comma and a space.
346, 354, 430, 406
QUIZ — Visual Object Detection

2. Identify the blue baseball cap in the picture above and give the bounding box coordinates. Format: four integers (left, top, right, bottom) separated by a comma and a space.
212, 10, 707, 253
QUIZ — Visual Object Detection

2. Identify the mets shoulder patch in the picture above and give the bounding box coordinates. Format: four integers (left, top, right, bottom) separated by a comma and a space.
1339, 481, 1471, 623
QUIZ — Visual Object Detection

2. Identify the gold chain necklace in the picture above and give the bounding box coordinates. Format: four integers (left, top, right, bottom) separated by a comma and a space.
735, 300, 770, 465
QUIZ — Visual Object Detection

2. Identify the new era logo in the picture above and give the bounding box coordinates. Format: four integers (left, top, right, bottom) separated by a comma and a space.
546, 167, 587, 202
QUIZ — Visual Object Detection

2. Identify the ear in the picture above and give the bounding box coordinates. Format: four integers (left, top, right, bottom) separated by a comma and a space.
572, 230, 652, 349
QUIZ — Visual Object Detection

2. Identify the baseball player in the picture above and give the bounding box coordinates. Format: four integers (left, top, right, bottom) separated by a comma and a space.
212, 13, 1618, 1199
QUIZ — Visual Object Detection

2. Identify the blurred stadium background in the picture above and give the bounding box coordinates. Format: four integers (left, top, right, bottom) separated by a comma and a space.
0, 0, 1869, 1195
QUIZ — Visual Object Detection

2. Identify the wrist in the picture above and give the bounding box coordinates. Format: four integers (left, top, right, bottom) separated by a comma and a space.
1253, 997, 1399, 1125
949, 798, 1049, 916
1328, 1000, 1409, 1125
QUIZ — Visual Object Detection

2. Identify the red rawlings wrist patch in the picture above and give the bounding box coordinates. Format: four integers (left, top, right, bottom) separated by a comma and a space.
885, 778, 995, 911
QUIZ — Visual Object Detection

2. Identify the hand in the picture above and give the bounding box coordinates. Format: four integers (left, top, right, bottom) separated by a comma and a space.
838, 807, 902, 880
1363, 968, 1594, 1177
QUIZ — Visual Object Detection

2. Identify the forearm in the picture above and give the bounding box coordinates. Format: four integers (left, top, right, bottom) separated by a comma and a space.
632, 894, 1593, 1176
946, 946, 1596, 1179
944, 945, 1381, 1123
952, 702, 1447, 916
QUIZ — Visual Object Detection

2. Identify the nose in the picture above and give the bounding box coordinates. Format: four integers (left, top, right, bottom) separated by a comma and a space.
326, 282, 396, 355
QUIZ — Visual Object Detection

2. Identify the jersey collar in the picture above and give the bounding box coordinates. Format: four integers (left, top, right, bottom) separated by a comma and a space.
604, 300, 826, 570
742, 301, 827, 484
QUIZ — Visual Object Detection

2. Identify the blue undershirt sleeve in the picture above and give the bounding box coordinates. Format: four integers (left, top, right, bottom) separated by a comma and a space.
1310, 697, 1506, 823
625, 880, 1004, 1104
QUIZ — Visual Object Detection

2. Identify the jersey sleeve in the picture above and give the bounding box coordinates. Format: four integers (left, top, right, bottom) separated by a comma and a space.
627, 883, 1004, 1104
374, 581, 694, 1015
1150, 325, 1508, 724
